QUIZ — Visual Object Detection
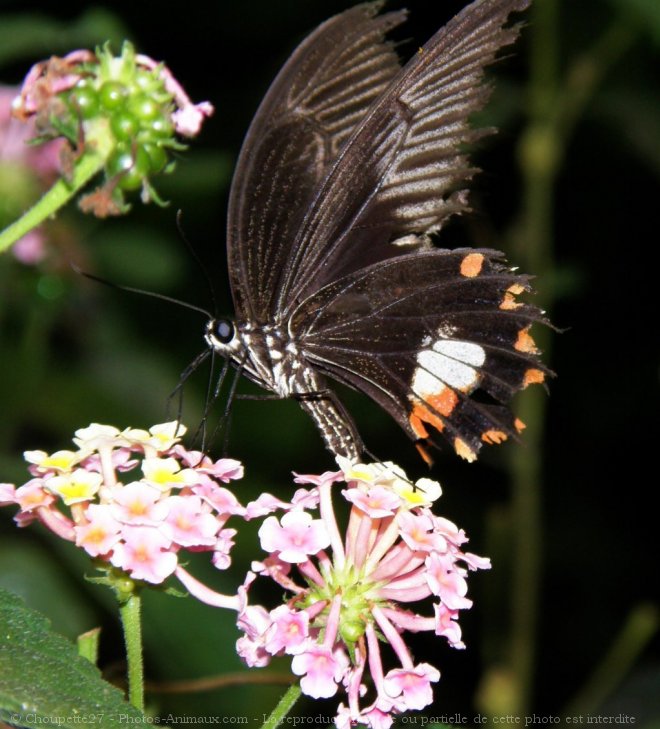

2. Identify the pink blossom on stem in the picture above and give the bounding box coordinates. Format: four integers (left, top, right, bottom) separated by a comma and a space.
234, 457, 490, 725
1, 421, 246, 602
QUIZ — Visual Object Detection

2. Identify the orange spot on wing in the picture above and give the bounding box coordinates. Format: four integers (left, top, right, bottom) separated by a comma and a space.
415, 441, 434, 466
500, 284, 526, 310
514, 418, 526, 433
408, 388, 459, 438
482, 429, 508, 444
460, 253, 484, 278
514, 326, 538, 353
523, 368, 545, 387
454, 438, 476, 462
409, 412, 430, 439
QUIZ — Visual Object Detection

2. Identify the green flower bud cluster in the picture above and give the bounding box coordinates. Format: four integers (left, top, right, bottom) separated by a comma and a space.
58, 42, 183, 206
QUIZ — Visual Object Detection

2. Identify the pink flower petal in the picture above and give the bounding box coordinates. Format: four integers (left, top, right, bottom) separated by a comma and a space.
212, 528, 237, 570
398, 510, 447, 552
383, 663, 440, 710
0, 483, 16, 506
192, 480, 245, 516
245, 492, 291, 520
15, 479, 54, 511
162, 494, 220, 547
342, 484, 401, 517
291, 644, 348, 699
434, 603, 465, 649
258, 511, 330, 563
109, 481, 168, 525
425, 552, 472, 610
75, 503, 121, 557
110, 525, 177, 584
265, 605, 309, 655
293, 470, 343, 488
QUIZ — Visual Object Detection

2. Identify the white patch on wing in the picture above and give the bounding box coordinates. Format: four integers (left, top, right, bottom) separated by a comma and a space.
432, 340, 485, 366
413, 338, 486, 393
412, 363, 444, 398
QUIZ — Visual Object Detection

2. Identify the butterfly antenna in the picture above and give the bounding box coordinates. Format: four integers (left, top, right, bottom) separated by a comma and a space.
71, 263, 212, 319
175, 210, 220, 317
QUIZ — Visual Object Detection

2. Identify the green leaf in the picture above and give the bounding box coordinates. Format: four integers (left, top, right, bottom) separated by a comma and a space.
0, 587, 145, 728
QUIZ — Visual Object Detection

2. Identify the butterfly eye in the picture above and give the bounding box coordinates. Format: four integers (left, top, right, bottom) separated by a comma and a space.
213, 319, 234, 344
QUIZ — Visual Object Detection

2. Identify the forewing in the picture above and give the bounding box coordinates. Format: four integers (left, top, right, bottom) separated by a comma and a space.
291, 249, 550, 461
279, 0, 530, 316
226, 2, 407, 322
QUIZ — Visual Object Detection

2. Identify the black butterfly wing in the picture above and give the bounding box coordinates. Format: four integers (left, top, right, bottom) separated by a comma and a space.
226, 2, 407, 323
291, 249, 549, 461
276, 0, 531, 319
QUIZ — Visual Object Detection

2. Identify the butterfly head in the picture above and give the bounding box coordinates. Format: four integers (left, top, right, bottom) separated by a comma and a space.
204, 316, 285, 395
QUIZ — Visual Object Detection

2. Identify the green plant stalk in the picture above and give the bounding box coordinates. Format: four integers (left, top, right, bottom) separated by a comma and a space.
506, 0, 559, 712
0, 148, 106, 254
260, 683, 302, 729
119, 593, 145, 712
565, 603, 659, 716
506, 1, 636, 714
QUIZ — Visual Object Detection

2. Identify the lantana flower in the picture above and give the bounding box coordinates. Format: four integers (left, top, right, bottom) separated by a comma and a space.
235, 459, 490, 727
1, 421, 243, 604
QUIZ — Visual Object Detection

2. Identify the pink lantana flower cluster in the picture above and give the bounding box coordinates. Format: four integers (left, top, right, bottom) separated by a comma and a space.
236, 457, 490, 728
0, 422, 243, 604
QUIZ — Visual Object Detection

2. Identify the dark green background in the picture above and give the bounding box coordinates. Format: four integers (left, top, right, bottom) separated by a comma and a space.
0, 0, 658, 724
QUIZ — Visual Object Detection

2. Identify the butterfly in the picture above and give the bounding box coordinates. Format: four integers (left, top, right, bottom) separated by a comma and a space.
205, 0, 549, 463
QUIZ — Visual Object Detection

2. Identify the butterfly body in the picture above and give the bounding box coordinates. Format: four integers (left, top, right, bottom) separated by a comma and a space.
208, 0, 549, 462
206, 318, 363, 457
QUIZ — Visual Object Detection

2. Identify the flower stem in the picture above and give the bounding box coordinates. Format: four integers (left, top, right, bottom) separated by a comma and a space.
503, 0, 635, 715
119, 593, 145, 711
260, 683, 302, 729
0, 150, 106, 254
564, 603, 659, 716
